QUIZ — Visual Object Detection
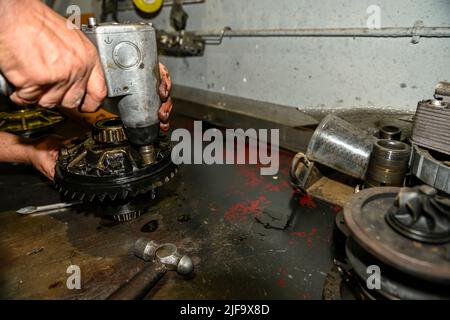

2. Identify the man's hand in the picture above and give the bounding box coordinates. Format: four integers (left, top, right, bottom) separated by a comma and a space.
158, 63, 173, 131
0, 132, 63, 180
0, 0, 107, 112
25, 135, 64, 180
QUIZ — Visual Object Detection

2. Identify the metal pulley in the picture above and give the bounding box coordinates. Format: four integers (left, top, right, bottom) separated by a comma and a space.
133, 0, 164, 13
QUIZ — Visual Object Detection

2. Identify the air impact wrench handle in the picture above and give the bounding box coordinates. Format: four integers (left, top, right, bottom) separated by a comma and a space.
82, 18, 161, 146
0, 19, 161, 147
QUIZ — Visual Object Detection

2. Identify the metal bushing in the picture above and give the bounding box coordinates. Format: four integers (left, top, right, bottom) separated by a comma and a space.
379, 125, 402, 140
365, 139, 410, 187
92, 118, 128, 144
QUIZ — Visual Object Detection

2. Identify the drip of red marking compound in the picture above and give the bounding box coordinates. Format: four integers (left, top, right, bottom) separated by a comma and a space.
298, 193, 316, 208
290, 227, 318, 248
224, 195, 270, 222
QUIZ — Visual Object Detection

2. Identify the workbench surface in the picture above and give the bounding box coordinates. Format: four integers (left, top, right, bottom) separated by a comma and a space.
0, 116, 338, 299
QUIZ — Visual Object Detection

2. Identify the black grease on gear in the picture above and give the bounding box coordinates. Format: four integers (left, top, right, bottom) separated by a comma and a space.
54, 118, 178, 221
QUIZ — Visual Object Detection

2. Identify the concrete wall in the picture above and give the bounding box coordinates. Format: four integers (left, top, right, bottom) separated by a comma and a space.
119, 1, 450, 112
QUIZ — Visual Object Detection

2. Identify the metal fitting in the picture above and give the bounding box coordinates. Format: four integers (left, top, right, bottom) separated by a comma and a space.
379, 125, 402, 141
365, 139, 410, 187
134, 238, 194, 275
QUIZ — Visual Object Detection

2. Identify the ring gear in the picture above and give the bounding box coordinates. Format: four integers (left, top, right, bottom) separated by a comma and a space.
54, 118, 178, 221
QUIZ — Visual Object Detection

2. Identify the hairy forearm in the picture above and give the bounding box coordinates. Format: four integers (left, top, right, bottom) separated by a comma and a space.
0, 132, 31, 164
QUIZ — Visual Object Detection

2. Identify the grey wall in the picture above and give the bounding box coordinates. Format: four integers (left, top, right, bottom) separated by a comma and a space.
118, 1, 450, 112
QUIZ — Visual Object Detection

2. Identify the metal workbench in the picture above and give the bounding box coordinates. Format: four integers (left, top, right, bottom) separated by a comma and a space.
0, 115, 337, 300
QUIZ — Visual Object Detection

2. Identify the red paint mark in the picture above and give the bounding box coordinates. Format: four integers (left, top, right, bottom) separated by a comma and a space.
276, 277, 286, 288
264, 180, 289, 192
332, 205, 342, 213
276, 267, 288, 288
298, 193, 316, 208
238, 166, 263, 187
224, 195, 270, 222
290, 227, 318, 248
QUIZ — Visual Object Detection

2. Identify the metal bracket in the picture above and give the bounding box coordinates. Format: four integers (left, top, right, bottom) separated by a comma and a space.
411, 20, 425, 44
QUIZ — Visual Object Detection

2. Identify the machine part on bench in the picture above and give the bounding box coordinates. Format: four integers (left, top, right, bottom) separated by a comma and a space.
158, 31, 205, 57
409, 144, 450, 195
379, 125, 402, 140
385, 185, 450, 244
345, 238, 450, 300
134, 238, 194, 275
92, 118, 127, 144
289, 152, 322, 192
0, 107, 65, 136
365, 139, 410, 187
344, 187, 450, 284
411, 99, 450, 156
306, 114, 376, 180
16, 201, 83, 215
434, 81, 450, 103
100, 195, 152, 222
54, 118, 178, 221
134, 238, 160, 261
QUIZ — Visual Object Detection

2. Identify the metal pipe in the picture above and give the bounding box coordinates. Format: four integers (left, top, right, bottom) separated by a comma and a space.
196, 26, 450, 39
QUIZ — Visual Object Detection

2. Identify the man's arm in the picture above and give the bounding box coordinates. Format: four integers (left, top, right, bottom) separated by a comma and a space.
0, 0, 106, 112
0, 132, 62, 180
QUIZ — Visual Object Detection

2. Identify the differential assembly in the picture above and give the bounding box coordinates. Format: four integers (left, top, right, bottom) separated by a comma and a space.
54, 117, 178, 221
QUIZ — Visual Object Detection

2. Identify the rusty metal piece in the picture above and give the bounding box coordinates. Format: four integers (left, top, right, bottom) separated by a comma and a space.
411, 99, 450, 155
434, 81, 450, 102
306, 114, 376, 180
365, 139, 410, 187
289, 152, 322, 192
344, 187, 450, 284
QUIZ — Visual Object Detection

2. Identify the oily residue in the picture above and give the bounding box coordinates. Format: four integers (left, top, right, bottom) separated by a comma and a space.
224, 195, 270, 222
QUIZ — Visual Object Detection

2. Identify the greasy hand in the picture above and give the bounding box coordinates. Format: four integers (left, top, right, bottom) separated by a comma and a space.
26, 135, 64, 180
0, 0, 107, 112
158, 63, 173, 131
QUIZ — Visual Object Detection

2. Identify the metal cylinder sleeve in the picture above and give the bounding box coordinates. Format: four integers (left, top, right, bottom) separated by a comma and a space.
365, 139, 411, 187
306, 114, 376, 180
379, 125, 402, 140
